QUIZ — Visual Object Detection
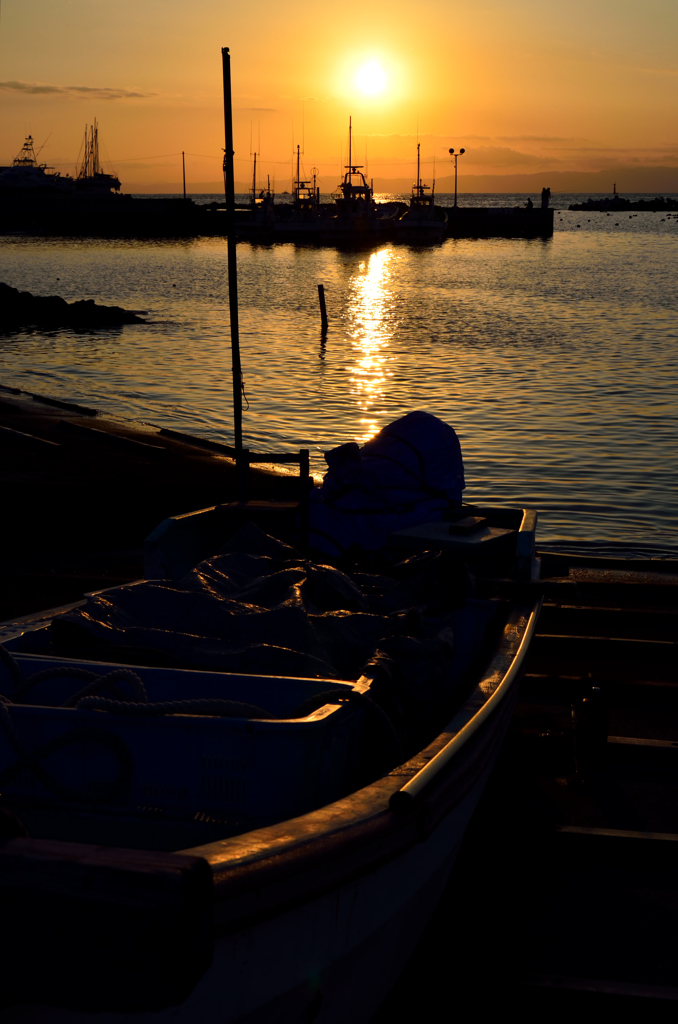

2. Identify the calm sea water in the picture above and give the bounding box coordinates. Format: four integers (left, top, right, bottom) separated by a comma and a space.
1, 194, 677, 558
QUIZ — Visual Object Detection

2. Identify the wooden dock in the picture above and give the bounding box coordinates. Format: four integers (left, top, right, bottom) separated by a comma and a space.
373, 558, 678, 1016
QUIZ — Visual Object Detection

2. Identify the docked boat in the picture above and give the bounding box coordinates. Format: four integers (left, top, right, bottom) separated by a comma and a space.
325, 119, 404, 240
393, 143, 447, 243
74, 120, 121, 195
272, 145, 322, 238
0, 135, 74, 193
0, 490, 541, 1021
261, 121, 404, 243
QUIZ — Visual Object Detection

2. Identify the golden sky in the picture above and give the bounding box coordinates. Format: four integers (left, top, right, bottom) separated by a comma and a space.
1, 0, 677, 192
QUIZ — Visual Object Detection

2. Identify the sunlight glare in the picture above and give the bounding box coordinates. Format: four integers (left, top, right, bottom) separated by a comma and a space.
346, 248, 396, 442
356, 61, 386, 96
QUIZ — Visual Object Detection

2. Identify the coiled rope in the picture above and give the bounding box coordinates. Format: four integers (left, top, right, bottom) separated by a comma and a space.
0, 644, 404, 803
0, 699, 134, 803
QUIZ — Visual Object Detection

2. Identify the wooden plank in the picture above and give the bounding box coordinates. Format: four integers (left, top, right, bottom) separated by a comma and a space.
608, 736, 678, 750
538, 604, 678, 642
556, 825, 678, 842
524, 974, 678, 1001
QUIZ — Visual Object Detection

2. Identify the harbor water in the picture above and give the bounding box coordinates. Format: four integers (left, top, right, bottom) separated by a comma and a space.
1, 194, 676, 558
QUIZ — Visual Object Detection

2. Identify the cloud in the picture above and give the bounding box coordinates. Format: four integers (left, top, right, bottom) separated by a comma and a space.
0, 80, 154, 100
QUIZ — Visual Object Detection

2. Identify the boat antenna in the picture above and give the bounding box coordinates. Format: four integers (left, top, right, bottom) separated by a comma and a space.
182, 151, 186, 200
35, 132, 52, 161
221, 46, 244, 456
349, 116, 352, 171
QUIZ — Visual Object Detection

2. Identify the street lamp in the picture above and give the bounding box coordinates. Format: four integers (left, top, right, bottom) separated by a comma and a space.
448, 147, 465, 208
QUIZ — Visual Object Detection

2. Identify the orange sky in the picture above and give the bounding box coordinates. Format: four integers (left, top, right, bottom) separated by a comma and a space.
1, 0, 677, 192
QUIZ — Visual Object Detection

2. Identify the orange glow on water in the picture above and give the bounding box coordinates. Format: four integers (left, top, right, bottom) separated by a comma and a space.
347, 247, 395, 443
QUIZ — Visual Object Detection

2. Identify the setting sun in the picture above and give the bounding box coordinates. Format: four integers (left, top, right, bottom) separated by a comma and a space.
355, 61, 386, 96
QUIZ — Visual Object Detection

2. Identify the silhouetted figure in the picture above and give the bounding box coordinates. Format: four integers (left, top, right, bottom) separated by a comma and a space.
525, 197, 533, 210
541, 187, 551, 209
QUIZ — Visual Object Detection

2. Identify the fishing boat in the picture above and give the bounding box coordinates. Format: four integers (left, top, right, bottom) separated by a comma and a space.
75, 120, 121, 195
0, 498, 541, 1022
0, 135, 75, 192
394, 143, 447, 243
325, 118, 404, 240
267, 121, 404, 243
272, 145, 323, 239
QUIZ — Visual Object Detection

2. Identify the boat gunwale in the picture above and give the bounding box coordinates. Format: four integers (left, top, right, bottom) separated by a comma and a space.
186, 597, 542, 926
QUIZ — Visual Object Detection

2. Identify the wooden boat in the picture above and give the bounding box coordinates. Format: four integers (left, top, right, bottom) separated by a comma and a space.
0, 504, 541, 1022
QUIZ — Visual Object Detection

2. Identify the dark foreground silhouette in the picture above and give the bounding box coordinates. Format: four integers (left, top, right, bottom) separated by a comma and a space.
0, 282, 146, 330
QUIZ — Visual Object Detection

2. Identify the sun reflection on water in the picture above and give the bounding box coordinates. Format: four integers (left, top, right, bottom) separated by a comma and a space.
346, 247, 395, 442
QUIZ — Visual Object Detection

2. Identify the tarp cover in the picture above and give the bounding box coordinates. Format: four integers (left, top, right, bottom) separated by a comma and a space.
308, 410, 465, 556
53, 524, 477, 753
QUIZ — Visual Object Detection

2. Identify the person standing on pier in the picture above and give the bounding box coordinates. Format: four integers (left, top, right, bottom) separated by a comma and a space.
541, 187, 551, 208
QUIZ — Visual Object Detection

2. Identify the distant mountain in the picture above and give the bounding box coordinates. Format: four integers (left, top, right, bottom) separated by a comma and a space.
123, 164, 678, 196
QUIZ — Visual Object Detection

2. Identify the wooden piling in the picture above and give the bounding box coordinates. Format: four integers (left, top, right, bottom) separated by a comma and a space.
317, 284, 328, 331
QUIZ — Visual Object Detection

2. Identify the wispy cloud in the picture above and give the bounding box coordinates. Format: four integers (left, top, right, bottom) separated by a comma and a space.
0, 80, 154, 100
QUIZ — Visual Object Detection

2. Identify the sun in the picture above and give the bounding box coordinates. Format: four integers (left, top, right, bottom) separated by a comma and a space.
356, 61, 386, 96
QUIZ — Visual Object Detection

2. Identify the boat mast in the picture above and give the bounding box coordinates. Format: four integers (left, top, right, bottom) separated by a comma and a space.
252, 151, 257, 204
221, 46, 243, 456
348, 116, 352, 174
296, 144, 300, 195
417, 142, 421, 193
93, 119, 100, 175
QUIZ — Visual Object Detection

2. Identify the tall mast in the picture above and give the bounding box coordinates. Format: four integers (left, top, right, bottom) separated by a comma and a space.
417, 142, 421, 190
296, 144, 300, 192
348, 116, 352, 171
252, 151, 257, 202
221, 46, 243, 455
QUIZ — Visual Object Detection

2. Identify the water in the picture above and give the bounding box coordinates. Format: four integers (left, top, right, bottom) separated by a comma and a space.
1, 194, 677, 558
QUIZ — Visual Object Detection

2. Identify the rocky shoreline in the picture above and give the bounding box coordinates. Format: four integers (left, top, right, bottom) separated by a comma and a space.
0, 282, 146, 331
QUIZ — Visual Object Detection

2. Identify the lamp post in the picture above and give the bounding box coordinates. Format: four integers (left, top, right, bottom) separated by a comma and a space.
448, 147, 465, 208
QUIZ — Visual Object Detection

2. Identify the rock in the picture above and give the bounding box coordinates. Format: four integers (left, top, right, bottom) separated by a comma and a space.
0, 282, 147, 330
